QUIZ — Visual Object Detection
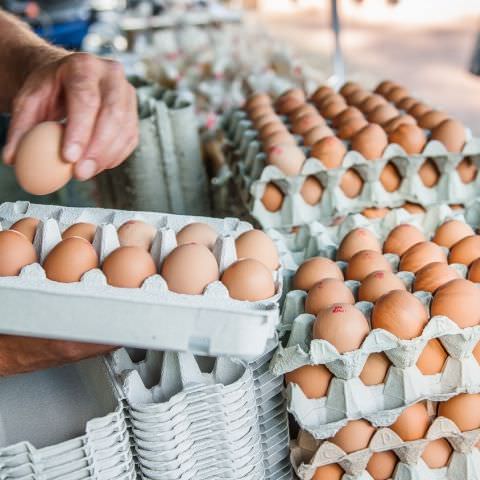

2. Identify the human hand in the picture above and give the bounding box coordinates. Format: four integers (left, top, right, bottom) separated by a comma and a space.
3, 53, 138, 180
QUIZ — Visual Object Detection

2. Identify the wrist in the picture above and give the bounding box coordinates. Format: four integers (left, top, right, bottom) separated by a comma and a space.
21, 44, 69, 81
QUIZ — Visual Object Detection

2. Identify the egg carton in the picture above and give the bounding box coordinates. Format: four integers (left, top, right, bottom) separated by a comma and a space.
291, 415, 480, 480
0, 201, 282, 359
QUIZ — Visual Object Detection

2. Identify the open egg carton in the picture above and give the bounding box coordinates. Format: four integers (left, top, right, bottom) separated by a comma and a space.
269, 204, 480, 439
0, 201, 283, 359
291, 416, 480, 480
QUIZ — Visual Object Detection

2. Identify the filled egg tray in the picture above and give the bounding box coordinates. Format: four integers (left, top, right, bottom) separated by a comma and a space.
0, 201, 283, 360
291, 416, 480, 480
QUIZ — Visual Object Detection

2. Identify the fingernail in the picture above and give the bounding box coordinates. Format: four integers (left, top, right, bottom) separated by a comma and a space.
64, 143, 82, 163
75, 159, 97, 180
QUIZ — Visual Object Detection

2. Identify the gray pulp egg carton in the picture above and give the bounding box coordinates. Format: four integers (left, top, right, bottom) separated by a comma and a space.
222, 108, 480, 228
0, 201, 282, 359
0, 357, 135, 480
291, 417, 480, 480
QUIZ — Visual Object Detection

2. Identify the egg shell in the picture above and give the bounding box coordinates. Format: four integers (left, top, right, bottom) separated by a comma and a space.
362, 207, 390, 219
312, 303, 370, 353
14, 122, 73, 195
468, 257, 480, 282
278, 87, 306, 103
285, 364, 332, 399
276, 97, 305, 116
340, 168, 364, 198
235, 229, 279, 271
350, 124, 388, 160
416, 338, 448, 375
386, 86, 410, 105
321, 100, 347, 119
43, 237, 98, 283
408, 102, 432, 119
383, 224, 427, 256
418, 159, 441, 187
366, 451, 398, 480
311, 136, 346, 169
449, 235, 480, 266
380, 162, 402, 192
403, 202, 426, 214
301, 176, 324, 205
303, 125, 334, 146
245, 93, 271, 111
0, 230, 38, 276
457, 157, 478, 184
337, 227, 382, 261
62, 222, 97, 243
390, 402, 431, 441
176, 222, 218, 250
253, 112, 280, 129
413, 262, 461, 293
330, 419, 376, 453
383, 114, 417, 134
293, 257, 344, 291
339, 81, 362, 97
421, 438, 453, 468
346, 89, 370, 107
371, 290, 429, 339
437, 393, 480, 432
358, 270, 406, 303
249, 104, 275, 121
289, 103, 319, 122
337, 116, 368, 140
305, 278, 355, 314
258, 121, 287, 140
345, 250, 392, 281
261, 182, 284, 212
433, 220, 475, 249
417, 110, 449, 129
292, 113, 324, 136
221, 258, 275, 301
117, 220, 157, 250
360, 352, 391, 385
399, 241, 447, 273
316, 93, 345, 110
10, 217, 40, 243
332, 106, 364, 128
388, 124, 427, 154
265, 144, 306, 176
310, 86, 336, 104
359, 94, 388, 114
262, 131, 297, 150
367, 104, 399, 125
312, 463, 343, 480
374, 80, 399, 96
396, 97, 418, 111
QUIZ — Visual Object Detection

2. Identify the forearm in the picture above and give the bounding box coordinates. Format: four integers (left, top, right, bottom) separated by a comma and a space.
0, 10, 68, 112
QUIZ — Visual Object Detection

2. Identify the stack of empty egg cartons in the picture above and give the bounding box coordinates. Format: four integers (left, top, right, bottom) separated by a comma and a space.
269, 202, 480, 479
220, 80, 480, 228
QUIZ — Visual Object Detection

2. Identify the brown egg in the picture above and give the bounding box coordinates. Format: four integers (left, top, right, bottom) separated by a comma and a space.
367, 104, 399, 126
313, 303, 370, 353
380, 163, 402, 192
374, 80, 399, 96
118, 220, 157, 250
419, 159, 441, 187
383, 224, 426, 256
362, 207, 390, 219
10, 217, 40, 243
383, 114, 417, 134
266, 144, 305, 176
400, 241, 447, 273
303, 125, 334, 146
261, 183, 284, 212
312, 463, 344, 480
457, 157, 478, 184
346, 89, 370, 107
387, 87, 409, 104
449, 204, 464, 210
276, 89, 306, 114
279, 88, 306, 103
235, 229, 279, 271
346, 250, 392, 281
351, 124, 388, 160
340, 169, 364, 198
292, 113, 324, 136
359, 94, 388, 114
417, 338, 448, 375
408, 102, 432, 119
366, 451, 398, 480
102, 246, 156, 288
321, 100, 347, 119
262, 131, 297, 150
44, 237, 98, 283
468, 257, 480, 282
372, 290, 429, 339
438, 393, 480, 431
221, 258, 275, 301
0, 230, 38, 276
311, 136, 346, 169
258, 121, 287, 140
316, 93, 345, 110
245, 93, 271, 112
332, 106, 363, 128
310, 85, 336, 104
397, 97, 418, 112
449, 235, 480, 266
176, 223, 218, 250
305, 278, 355, 314
360, 352, 391, 385
340, 81, 362, 97
417, 110, 449, 130
388, 124, 427, 154
431, 279, 480, 328
62, 223, 97, 243
254, 112, 280, 129
301, 176, 324, 205
474, 342, 480, 364
391, 402, 431, 441
337, 116, 369, 140
402, 202, 426, 214
161, 243, 219, 295
413, 262, 461, 293
285, 364, 332, 398
358, 270, 406, 303
249, 104, 275, 121
293, 257, 344, 291
431, 119, 467, 153
433, 220, 475, 249
422, 438, 452, 468
331, 420, 376, 453
289, 103, 318, 122
337, 228, 382, 261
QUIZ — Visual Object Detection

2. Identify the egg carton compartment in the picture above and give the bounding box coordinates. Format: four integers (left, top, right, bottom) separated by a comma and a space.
0, 201, 283, 359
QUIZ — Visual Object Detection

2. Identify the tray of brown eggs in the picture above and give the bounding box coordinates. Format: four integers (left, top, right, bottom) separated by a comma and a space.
0, 201, 283, 359
221, 81, 480, 228
268, 204, 480, 439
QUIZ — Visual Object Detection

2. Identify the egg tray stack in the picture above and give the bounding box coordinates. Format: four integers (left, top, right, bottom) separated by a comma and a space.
0, 201, 282, 359
220, 91, 480, 229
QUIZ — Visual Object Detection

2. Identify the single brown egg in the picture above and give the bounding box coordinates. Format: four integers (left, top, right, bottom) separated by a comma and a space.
417, 110, 449, 130
249, 104, 275, 121
330, 419, 376, 453
245, 93, 271, 112
316, 93, 345, 109
310, 85, 335, 104
402, 202, 426, 214
321, 100, 347, 119
10, 217, 40, 243
367, 104, 399, 126
337, 116, 369, 140
102, 246, 156, 288
391, 402, 431, 441
310, 136, 346, 169
276, 89, 306, 114
366, 451, 398, 480
235, 229, 279, 271
301, 176, 324, 205
396, 97, 418, 112
413, 262, 461, 293
289, 103, 318, 122
313, 303, 370, 353
372, 290, 429, 339
374, 80, 399, 96
380, 162, 402, 192
418, 159, 441, 187
383, 114, 417, 134
44, 237, 98, 283
261, 182, 284, 212
417, 338, 448, 375
408, 102, 432, 119
266, 144, 305, 176
118, 220, 157, 250
312, 463, 344, 480
388, 124, 427, 154
449, 235, 480, 266
221, 258, 275, 301
386, 86, 409, 105
431, 279, 480, 328
433, 220, 475, 249
62, 223, 97, 243
0, 230, 38, 276
360, 352, 391, 385
422, 438, 453, 469
457, 157, 478, 184
383, 224, 427, 256
254, 112, 280, 129
337, 228, 382, 261
305, 278, 355, 314
258, 121, 287, 140
468, 257, 480, 282
351, 124, 388, 160
358, 270, 406, 303
332, 106, 363, 128
438, 393, 480, 431
362, 207, 390, 219
340, 168, 364, 198
293, 257, 344, 291
359, 94, 388, 114
474, 341, 480, 364
346, 89, 370, 107
176, 223, 218, 250
431, 119, 466, 153
400, 241, 447, 273
278, 88, 306, 102
285, 364, 332, 398
303, 125, 334, 146
292, 113, 324, 136
340, 81, 362, 98
346, 250, 392, 281
161, 243, 219, 295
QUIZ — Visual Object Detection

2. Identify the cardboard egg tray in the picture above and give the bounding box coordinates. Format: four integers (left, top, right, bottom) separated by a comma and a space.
220, 108, 480, 228
0, 201, 283, 359
291, 416, 480, 480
